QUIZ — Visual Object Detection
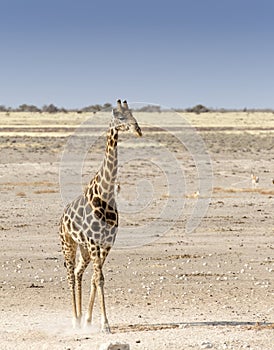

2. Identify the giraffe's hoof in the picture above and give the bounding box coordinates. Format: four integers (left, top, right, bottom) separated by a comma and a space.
102, 323, 111, 334
72, 317, 82, 329
84, 318, 92, 329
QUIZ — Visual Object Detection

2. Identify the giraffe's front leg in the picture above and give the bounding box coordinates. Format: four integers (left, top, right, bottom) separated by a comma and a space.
75, 246, 91, 327
97, 273, 111, 334
94, 261, 110, 333
86, 260, 110, 333
85, 273, 97, 326
85, 246, 100, 328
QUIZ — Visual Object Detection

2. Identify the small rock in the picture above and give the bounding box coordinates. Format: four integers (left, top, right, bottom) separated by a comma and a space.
99, 343, 130, 350
201, 342, 213, 349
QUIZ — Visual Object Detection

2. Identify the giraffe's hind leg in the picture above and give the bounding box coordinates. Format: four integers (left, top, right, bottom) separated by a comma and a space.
59, 229, 79, 327
86, 246, 111, 332
85, 246, 98, 326
97, 247, 111, 333
75, 245, 91, 325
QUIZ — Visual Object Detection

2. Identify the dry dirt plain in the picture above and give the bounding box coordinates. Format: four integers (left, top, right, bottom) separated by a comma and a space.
0, 111, 273, 349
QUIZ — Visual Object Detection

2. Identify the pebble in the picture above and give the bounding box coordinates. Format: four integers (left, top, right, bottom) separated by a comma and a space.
201, 341, 213, 349
99, 343, 130, 350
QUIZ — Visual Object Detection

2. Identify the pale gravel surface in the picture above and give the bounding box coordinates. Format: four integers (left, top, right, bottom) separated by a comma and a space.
0, 112, 273, 349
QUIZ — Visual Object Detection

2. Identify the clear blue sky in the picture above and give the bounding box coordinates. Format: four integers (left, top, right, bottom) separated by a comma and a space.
1, 0, 274, 109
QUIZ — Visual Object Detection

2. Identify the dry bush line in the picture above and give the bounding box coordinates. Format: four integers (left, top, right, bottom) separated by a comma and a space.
244, 323, 274, 331
33, 189, 58, 194
16, 191, 27, 197
147, 254, 200, 261
111, 321, 274, 333
214, 187, 274, 195
3, 181, 56, 187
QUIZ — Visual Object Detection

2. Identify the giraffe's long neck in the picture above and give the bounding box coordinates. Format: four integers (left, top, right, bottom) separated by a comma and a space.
86, 124, 118, 203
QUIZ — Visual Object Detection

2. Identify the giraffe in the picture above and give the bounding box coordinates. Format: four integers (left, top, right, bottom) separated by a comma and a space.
59, 99, 142, 333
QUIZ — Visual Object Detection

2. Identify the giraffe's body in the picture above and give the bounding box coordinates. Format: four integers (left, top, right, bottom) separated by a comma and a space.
59, 100, 142, 332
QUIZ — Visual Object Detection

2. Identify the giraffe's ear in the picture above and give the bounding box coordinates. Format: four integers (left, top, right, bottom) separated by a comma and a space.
117, 99, 123, 112
123, 100, 129, 110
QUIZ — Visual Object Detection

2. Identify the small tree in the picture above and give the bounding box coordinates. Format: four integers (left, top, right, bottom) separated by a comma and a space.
0, 105, 7, 112
186, 104, 210, 114
138, 105, 161, 112
18, 104, 41, 112
42, 104, 59, 113
81, 104, 102, 113
103, 102, 112, 111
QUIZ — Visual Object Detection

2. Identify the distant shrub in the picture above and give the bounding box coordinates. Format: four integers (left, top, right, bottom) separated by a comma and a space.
58, 107, 68, 113
103, 102, 112, 111
81, 105, 101, 113
42, 104, 59, 113
0, 105, 7, 112
186, 104, 210, 114
18, 104, 41, 112
81, 103, 113, 113
137, 105, 161, 112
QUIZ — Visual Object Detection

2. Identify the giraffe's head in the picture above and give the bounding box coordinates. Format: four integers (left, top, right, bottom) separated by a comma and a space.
112, 99, 142, 137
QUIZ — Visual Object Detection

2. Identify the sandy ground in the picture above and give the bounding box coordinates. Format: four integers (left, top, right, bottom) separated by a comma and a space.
0, 111, 273, 349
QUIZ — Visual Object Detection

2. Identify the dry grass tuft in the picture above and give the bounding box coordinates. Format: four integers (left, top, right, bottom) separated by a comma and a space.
214, 187, 274, 195
3, 181, 56, 187
245, 322, 274, 331
16, 192, 26, 197
33, 189, 58, 194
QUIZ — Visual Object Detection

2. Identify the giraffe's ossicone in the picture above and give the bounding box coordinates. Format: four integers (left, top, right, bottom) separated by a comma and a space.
59, 99, 142, 333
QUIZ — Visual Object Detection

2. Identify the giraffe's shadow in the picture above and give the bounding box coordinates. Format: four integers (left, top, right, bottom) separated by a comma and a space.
110, 320, 274, 333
